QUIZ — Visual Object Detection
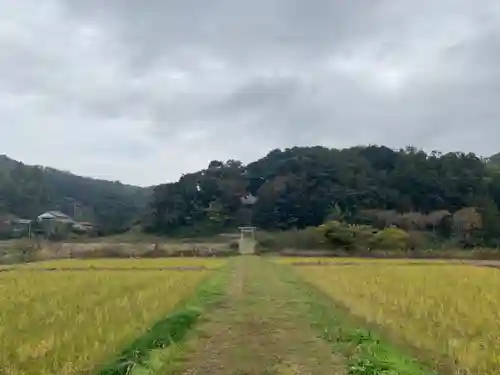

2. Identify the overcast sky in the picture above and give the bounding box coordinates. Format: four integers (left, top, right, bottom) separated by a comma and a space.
1, 1, 500, 186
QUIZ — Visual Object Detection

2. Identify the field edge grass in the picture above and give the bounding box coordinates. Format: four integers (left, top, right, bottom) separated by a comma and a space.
272, 261, 439, 375
95, 264, 230, 375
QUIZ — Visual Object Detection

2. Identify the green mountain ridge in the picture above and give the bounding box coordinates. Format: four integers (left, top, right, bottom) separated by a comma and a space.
0, 155, 150, 234
487, 152, 500, 165
145, 146, 500, 244
3, 146, 500, 238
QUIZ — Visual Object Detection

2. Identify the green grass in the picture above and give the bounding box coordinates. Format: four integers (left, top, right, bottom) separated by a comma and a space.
96, 263, 230, 375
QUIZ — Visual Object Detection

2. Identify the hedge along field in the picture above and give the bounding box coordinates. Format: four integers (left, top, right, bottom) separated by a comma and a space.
297, 263, 500, 374
0, 267, 212, 375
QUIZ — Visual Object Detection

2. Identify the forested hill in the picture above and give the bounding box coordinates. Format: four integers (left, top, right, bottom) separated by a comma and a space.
145, 145, 500, 236
488, 152, 500, 166
0, 155, 150, 234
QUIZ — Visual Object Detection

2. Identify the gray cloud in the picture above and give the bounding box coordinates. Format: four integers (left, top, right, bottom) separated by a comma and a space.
1, 0, 500, 185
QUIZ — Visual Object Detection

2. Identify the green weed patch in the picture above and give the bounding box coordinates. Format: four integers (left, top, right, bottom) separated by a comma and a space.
96, 265, 229, 375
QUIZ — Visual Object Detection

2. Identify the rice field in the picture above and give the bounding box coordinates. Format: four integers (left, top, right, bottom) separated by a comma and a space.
9, 257, 227, 270
274, 256, 459, 265
0, 259, 218, 375
4, 254, 500, 375
296, 261, 500, 374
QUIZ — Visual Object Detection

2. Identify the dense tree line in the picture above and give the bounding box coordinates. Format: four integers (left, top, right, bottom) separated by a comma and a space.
0, 155, 150, 234
145, 146, 500, 245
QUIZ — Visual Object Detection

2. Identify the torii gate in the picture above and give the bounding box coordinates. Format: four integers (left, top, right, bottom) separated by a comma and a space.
238, 226, 256, 254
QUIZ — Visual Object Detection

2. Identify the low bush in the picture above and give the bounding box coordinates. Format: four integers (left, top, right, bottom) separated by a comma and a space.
370, 228, 410, 250
256, 227, 326, 252
407, 230, 438, 250
257, 222, 417, 253
319, 221, 377, 253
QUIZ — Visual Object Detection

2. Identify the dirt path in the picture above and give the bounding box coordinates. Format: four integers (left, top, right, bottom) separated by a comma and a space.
174, 257, 346, 375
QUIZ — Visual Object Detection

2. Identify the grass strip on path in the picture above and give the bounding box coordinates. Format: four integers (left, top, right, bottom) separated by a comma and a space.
129, 257, 437, 375
272, 260, 438, 375
162, 256, 347, 375
96, 264, 230, 375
